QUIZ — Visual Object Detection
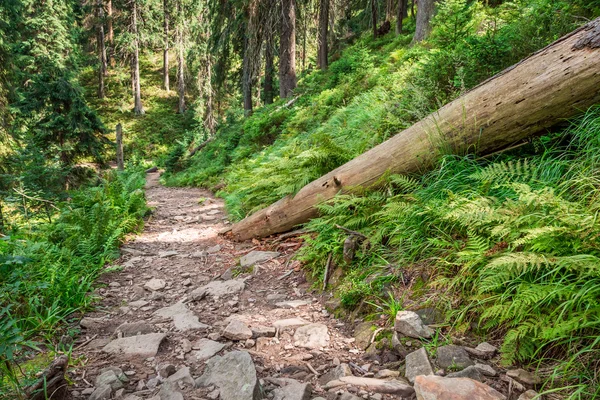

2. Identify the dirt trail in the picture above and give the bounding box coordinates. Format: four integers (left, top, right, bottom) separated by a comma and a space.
68, 172, 387, 400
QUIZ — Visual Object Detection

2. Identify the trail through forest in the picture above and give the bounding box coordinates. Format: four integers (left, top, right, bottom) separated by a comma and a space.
65, 172, 521, 400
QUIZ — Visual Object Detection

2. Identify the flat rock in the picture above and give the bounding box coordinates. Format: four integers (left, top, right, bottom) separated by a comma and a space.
158, 381, 184, 400
474, 363, 497, 377
267, 293, 288, 303
223, 319, 253, 340
335, 377, 414, 396
129, 300, 149, 309
190, 339, 225, 362
394, 311, 433, 339
275, 300, 311, 309
89, 385, 112, 400
273, 318, 309, 330
447, 366, 484, 382
414, 376, 506, 400
95, 370, 123, 390
80, 317, 105, 330
102, 333, 166, 358
436, 345, 474, 370
158, 251, 179, 258
293, 323, 329, 349
272, 381, 312, 400
206, 244, 221, 253
354, 322, 375, 350
518, 390, 540, 400
195, 351, 262, 400
144, 278, 166, 291
251, 326, 276, 338
240, 251, 280, 267
319, 363, 353, 385
154, 302, 209, 331
115, 322, 155, 337
506, 369, 540, 386
405, 347, 434, 383
191, 280, 245, 299
167, 366, 195, 386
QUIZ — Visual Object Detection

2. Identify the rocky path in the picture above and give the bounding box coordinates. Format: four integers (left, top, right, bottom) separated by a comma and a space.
67, 173, 537, 400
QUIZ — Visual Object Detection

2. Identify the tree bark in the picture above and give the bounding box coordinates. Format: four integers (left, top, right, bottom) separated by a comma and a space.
231, 18, 600, 240
176, 0, 185, 114
97, 0, 107, 98
396, 0, 405, 34
371, 0, 378, 38
107, 0, 114, 65
264, 27, 274, 104
132, 0, 144, 115
163, 0, 170, 92
413, 0, 436, 42
242, 0, 264, 116
317, 0, 329, 70
279, 0, 296, 99
116, 123, 124, 170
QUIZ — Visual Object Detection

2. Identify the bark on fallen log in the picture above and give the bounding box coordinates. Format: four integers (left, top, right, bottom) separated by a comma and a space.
232, 18, 600, 241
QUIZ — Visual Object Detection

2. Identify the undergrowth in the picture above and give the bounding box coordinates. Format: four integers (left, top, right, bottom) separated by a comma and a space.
0, 169, 148, 396
297, 107, 600, 397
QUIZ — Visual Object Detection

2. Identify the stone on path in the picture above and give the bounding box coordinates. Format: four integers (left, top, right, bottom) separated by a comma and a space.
154, 302, 209, 332
115, 321, 155, 337
158, 250, 179, 258
272, 381, 312, 400
436, 345, 474, 370
518, 390, 540, 400
394, 311, 434, 339
195, 351, 262, 400
414, 376, 506, 400
325, 376, 414, 396
506, 369, 541, 386
190, 339, 225, 362
80, 317, 105, 330
223, 319, 253, 341
167, 366, 195, 386
293, 323, 329, 349
88, 385, 111, 400
144, 278, 166, 291
447, 365, 484, 382
251, 326, 276, 338
319, 363, 353, 386
275, 300, 311, 309
240, 251, 280, 267
191, 279, 245, 299
405, 347, 434, 383
273, 318, 309, 330
102, 333, 166, 358
158, 381, 184, 400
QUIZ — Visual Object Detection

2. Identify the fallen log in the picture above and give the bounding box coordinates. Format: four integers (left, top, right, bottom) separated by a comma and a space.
232, 18, 600, 241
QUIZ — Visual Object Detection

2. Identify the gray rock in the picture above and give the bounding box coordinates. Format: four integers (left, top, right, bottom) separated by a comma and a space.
251, 326, 276, 338
158, 381, 184, 400
223, 319, 253, 340
293, 323, 329, 349
128, 300, 149, 309
89, 385, 112, 400
195, 351, 262, 400
474, 363, 497, 377
506, 369, 540, 386
167, 366, 195, 387
191, 280, 245, 299
415, 307, 444, 325
275, 300, 311, 309
95, 370, 123, 390
240, 251, 280, 267
354, 322, 374, 350
98, 366, 128, 383
273, 318, 309, 330
154, 302, 209, 332
158, 251, 179, 258
158, 364, 177, 378
102, 333, 166, 358
436, 345, 474, 370
405, 347, 434, 383
475, 342, 497, 357
518, 390, 540, 400
272, 381, 311, 400
375, 369, 400, 379
447, 366, 484, 382
115, 322, 155, 337
206, 244, 222, 254
190, 339, 225, 362
144, 278, 166, 291
328, 377, 414, 396
339, 393, 362, 400
318, 363, 353, 385
266, 293, 287, 303
80, 317, 105, 330
394, 311, 433, 339
414, 376, 506, 400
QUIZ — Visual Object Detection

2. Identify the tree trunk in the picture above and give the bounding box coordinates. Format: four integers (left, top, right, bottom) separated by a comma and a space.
107, 0, 114, 65
396, 0, 405, 34
317, 0, 329, 70
116, 123, 124, 170
231, 18, 600, 240
386, 0, 393, 22
97, 0, 107, 98
413, 0, 435, 42
279, 0, 296, 99
242, 34, 253, 116
371, 0, 378, 38
203, 55, 216, 134
242, 0, 263, 116
163, 0, 170, 92
264, 28, 274, 104
132, 0, 144, 115
176, 0, 185, 114
410, 0, 415, 19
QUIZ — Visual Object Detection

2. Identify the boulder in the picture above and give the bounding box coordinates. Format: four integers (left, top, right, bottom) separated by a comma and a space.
293, 323, 329, 349
405, 347, 434, 383
195, 351, 262, 400
394, 311, 433, 339
414, 376, 506, 400
436, 345, 474, 370
102, 333, 166, 358
240, 251, 280, 267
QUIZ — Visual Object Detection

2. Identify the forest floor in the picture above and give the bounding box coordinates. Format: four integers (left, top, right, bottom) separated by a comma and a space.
64, 172, 523, 400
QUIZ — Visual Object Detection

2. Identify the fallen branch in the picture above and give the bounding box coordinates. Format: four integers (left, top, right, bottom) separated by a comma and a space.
323, 253, 333, 291
189, 136, 215, 157
335, 225, 367, 240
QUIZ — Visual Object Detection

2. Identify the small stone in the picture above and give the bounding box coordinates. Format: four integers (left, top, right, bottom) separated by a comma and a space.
159, 364, 177, 378
245, 339, 256, 347
319, 363, 353, 385
394, 311, 433, 339
223, 319, 253, 340
273, 318, 309, 330
266, 293, 288, 303
240, 251, 280, 267
181, 339, 192, 353
115, 321, 155, 337
275, 300, 311, 309
328, 377, 414, 396
272, 381, 312, 400
191, 280, 245, 299
102, 333, 166, 358
95, 370, 123, 390
167, 366, 195, 387
518, 390, 540, 400
129, 300, 149, 309
414, 376, 506, 400
195, 351, 262, 400
405, 347, 434, 383
109, 282, 121, 288
159, 250, 179, 258
206, 244, 222, 254
158, 381, 184, 400
190, 339, 225, 362
80, 317, 105, 330
447, 365, 484, 382
251, 326, 276, 338
182, 278, 192, 286
89, 385, 112, 400
506, 369, 541, 386
436, 345, 474, 370
293, 323, 329, 349
375, 369, 400, 379
474, 363, 497, 377
208, 332, 221, 341
144, 278, 166, 291
475, 342, 497, 356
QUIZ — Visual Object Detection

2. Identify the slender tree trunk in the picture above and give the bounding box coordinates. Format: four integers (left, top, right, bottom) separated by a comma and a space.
107, 0, 114, 66
413, 0, 436, 42
371, 0, 378, 38
279, 0, 296, 99
116, 123, 124, 171
163, 0, 170, 92
264, 29, 274, 104
97, 0, 107, 98
386, 0, 394, 21
132, 0, 144, 115
176, 0, 185, 114
396, 0, 405, 34
302, 16, 307, 71
204, 55, 215, 134
410, 0, 415, 19
231, 18, 600, 240
242, 34, 253, 115
242, 0, 263, 116
317, 0, 329, 70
